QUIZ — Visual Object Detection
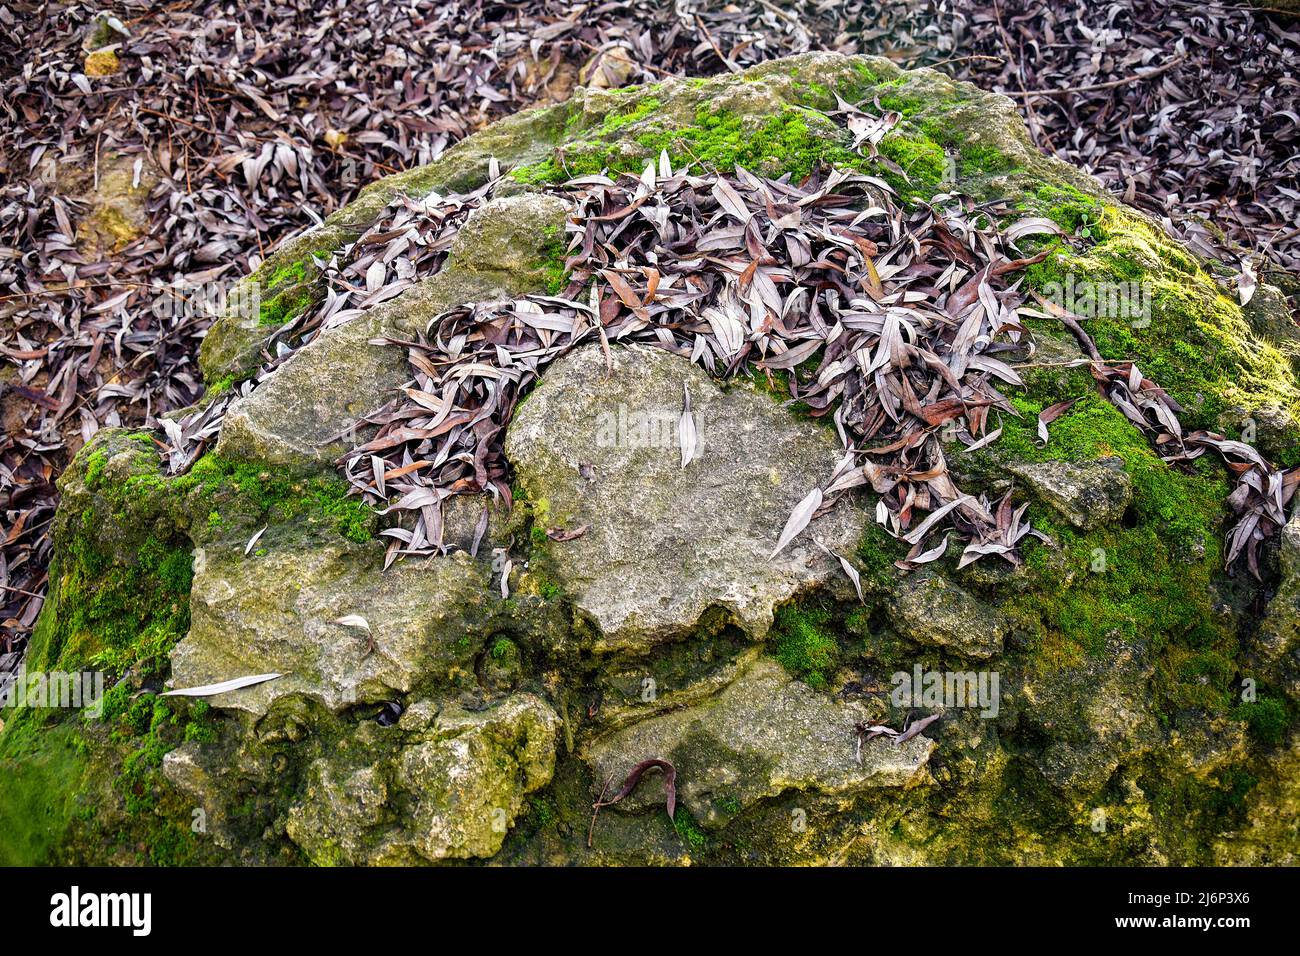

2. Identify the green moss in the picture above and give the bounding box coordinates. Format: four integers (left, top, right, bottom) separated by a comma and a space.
527, 795, 557, 829
599, 96, 662, 134
984, 389, 1243, 722
512, 104, 876, 186
878, 133, 948, 195
509, 64, 1033, 213
206, 373, 237, 397
537, 225, 570, 295
997, 393, 1227, 556
1024, 206, 1300, 439
673, 808, 709, 852
1141, 762, 1258, 846
638, 106, 862, 182
1236, 697, 1290, 747
38, 513, 192, 681
770, 602, 840, 689
251, 257, 322, 328
0, 719, 87, 865
257, 282, 314, 327
855, 521, 903, 590
99, 693, 211, 864
1021, 182, 1106, 235
182, 454, 375, 544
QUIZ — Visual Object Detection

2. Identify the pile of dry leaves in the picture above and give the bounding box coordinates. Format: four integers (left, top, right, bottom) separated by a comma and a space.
325, 149, 1293, 582
333, 151, 1069, 572
3, 0, 1298, 663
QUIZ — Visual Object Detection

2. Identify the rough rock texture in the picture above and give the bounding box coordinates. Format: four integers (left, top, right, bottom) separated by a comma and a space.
584, 658, 934, 828
6, 51, 1300, 869
216, 194, 570, 468
1260, 510, 1300, 684
40, 150, 155, 254
197, 110, 571, 385
285, 694, 560, 864
1008, 459, 1133, 530
506, 343, 864, 652
1020, 636, 1161, 800
886, 572, 1008, 659
172, 538, 494, 716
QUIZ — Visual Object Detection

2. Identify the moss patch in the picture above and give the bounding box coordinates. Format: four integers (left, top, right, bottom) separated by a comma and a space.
770, 602, 840, 689
182, 454, 375, 544
1024, 207, 1300, 444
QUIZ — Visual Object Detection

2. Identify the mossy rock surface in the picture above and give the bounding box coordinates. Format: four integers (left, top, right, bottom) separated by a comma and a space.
5, 52, 1299, 867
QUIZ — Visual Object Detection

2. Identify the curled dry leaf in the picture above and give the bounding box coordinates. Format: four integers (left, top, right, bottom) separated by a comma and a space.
680, 381, 698, 468
1036, 398, 1079, 445
594, 758, 678, 820
895, 712, 942, 745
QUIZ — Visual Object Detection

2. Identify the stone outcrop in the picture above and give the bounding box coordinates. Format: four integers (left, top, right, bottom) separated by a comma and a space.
4, 50, 1298, 869
506, 343, 864, 652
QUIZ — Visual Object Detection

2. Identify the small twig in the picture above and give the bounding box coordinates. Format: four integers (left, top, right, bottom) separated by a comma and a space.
0, 584, 46, 599
693, 14, 739, 73
992, 0, 1044, 148
1011, 358, 1130, 370
929, 54, 1006, 69
587, 774, 612, 849
137, 106, 216, 134
1007, 56, 1188, 98
756, 0, 804, 30
571, 39, 676, 79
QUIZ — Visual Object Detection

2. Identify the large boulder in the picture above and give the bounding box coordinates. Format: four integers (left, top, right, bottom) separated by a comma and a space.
4, 51, 1298, 868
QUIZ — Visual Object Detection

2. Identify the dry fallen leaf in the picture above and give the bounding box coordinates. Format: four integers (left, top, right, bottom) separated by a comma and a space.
162, 673, 282, 697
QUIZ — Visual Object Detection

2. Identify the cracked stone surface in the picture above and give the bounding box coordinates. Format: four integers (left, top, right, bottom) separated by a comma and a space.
505, 342, 866, 653
583, 658, 935, 828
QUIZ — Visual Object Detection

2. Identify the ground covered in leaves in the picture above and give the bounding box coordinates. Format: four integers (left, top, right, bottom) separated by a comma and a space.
3, 0, 1299, 670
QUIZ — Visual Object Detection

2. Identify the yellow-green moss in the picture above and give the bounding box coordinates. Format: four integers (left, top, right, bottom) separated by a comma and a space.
1024, 206, 1300, 443
975, 390, 1244, 723
0, 720, 86, 865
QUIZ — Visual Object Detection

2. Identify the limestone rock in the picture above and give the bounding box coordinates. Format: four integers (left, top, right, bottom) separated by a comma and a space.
584, 659, 934, 828
1008, 458, 1132, 530
579, 47, 638, 89
886, 572, 1008, 659
505, 342, 866, 652
82, 11, 128, 51
286, 693, 560, 863
1259, 509, 1300, 684
41, 150, 155, 254
170, 536, 495, 716
215, 194, 570, 468
1214, 731, 1300, 865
